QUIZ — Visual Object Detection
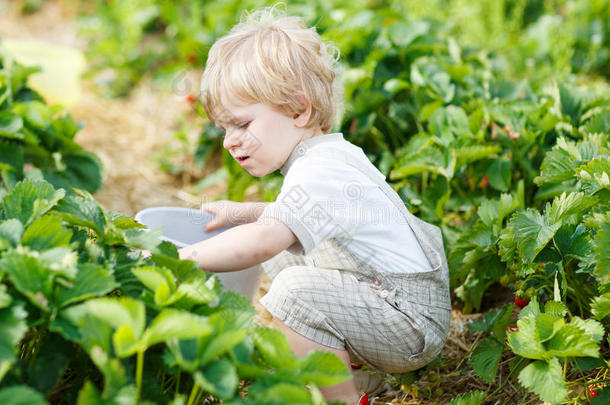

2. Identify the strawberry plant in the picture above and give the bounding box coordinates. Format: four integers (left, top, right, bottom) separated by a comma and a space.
0, 58, 102, 195
0, 55, 351, 404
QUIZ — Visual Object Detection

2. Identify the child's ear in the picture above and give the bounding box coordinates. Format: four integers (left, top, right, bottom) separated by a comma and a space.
293, 95, 312, 128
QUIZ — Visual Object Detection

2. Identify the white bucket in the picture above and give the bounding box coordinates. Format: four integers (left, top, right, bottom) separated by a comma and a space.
134, 206, 261, 301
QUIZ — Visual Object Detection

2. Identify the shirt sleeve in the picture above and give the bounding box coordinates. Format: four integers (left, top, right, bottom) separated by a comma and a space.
260, 158, 362, 255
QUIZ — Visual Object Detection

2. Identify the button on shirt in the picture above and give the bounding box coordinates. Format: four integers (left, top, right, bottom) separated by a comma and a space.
260, 133, 431, 274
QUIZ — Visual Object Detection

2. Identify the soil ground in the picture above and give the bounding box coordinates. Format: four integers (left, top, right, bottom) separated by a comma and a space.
0, 2, 530, 404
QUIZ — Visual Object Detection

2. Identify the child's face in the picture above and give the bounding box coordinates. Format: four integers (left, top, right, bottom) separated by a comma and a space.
215, 101, 314, 177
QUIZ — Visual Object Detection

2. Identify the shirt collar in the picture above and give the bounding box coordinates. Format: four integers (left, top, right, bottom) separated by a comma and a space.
280, 132, 344, 176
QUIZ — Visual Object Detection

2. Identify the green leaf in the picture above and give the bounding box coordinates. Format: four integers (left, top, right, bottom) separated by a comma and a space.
0, 385, 48, 405
219, 290, 256, 314
3, 180, 65, 226
13, 101, 52, 129
591, 293, 610, 320
84, 297, 145, 342
0, 218, 23, 247
0, 251, 54, 310
107, 211, 145, 230
167, 338, 200, 373
43, 151, 103, 194
0, 285, 11, 309
253, 327, 299, 371
534, 147, 576, 186
38, 247, 78, 279
28, 334, 71, 395
545, 321, 601, 358
546, 192, 597, 224
470, 337, 503, 384
56, 263, 118, 307
507, 209, 561, 263
194, 359, 238, 399
53, 190, 105, 237
448, 390, 486, 405
543, 301, 567, 318
487, 158, 511, 192
593, 222, 610, 287
123, 228, 162, 250
200, 329, 249, 365
553, 225, 592, 262
455, 144, 500, 168
518, 358, 567, 405
143, 309, 212, 347
89, 346, 127, 399
507, 316, 546, 360
568, 318, 605, 343
0, 111, 23, 136
429, 106, 470, 145
132, 266, 175, 293
53, 305, 113, 354
298, 351, 351, 387
0, 142, 24, 188
467, 304, 514, 341
76, 381, 103, 405
255, 383, 311, 403
577, 157, 610, 195
0, 304, 28, 382
21, 215, 72, 251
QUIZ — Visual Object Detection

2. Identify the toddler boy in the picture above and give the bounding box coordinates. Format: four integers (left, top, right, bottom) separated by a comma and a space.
179, 6, 451, 404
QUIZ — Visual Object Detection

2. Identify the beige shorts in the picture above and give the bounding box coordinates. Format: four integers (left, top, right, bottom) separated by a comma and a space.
259, 239, 450, 373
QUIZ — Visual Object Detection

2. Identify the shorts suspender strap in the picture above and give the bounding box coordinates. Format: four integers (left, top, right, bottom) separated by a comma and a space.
308, 146, 446, 273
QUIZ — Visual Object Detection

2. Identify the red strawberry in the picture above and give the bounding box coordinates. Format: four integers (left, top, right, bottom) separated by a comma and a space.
188, 54, 198, 64
515, 296, 528, 309
185, 94, 197, 104
587, 384, 598, 398
479, 175, 489, 189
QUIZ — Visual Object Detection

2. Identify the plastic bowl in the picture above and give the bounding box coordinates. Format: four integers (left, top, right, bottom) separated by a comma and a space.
134, 206, 261, 301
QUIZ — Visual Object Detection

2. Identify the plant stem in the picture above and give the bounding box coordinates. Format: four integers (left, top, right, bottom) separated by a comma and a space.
484, 357, 524, 402
175, 370, 181, 397
136, 350, 144, 405
186, 382, 200, 405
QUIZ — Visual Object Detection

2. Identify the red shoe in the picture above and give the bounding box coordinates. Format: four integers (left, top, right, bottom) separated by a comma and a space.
357, 393, 374, 405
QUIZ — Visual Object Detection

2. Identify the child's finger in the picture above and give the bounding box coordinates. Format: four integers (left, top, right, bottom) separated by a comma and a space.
204, 219, 221, 232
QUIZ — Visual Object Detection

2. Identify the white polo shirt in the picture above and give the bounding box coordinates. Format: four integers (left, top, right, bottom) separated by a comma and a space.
260, 133, 431, 274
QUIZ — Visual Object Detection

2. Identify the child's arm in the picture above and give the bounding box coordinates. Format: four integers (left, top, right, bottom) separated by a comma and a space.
202, 201, 269, 231
178, 216, 296, 272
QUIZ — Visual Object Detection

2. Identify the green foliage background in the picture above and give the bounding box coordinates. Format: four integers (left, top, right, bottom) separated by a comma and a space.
1, 0, 609, 404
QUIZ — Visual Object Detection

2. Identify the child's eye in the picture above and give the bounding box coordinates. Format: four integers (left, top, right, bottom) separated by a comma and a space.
238, 121, 251, 130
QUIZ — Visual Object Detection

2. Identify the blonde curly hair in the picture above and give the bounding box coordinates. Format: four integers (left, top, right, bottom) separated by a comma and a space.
200, 4, 343, 133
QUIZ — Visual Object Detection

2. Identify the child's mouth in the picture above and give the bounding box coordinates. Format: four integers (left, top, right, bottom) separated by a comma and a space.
237, 156, 250, 163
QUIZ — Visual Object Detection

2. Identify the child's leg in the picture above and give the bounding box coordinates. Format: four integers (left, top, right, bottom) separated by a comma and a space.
272, 317, 360, 403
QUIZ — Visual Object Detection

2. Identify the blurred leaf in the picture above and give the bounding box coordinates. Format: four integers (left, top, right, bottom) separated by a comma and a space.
298, 351, 351, 386
487, 158, 511, 192
0, 385, 48, 405
21, 215, 72, 251
0, 304, 28, 382
3, 179, 65, 226
56, 263, 118, 307
144, 309, 212, 347
54, 190, 106, 238
194, 359, 237, 399
253, 327, 299, 371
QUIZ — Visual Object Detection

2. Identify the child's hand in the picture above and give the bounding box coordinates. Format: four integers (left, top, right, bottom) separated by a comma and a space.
201, 200, 247, 232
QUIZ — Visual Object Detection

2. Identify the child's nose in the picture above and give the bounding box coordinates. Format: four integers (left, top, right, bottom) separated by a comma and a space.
223, 129, 242, 149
